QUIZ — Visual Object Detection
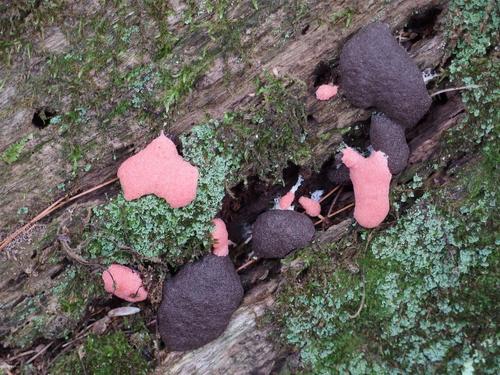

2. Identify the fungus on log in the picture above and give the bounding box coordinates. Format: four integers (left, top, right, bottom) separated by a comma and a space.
102, 264, 148, 302
117, 133, 199, 208
315, 84, 338, 101
211, 218, 230, 257
370, 113, 410, 174
252, 210, 315, 258
342, 147, 391, 228
339, 22, 431, 128
158, 254, 243, 351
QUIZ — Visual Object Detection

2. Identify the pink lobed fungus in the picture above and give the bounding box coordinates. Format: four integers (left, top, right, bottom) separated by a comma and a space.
315, 84, 338, 101
279, 191, 295, 209
276, 175, 304, 210
342, 147, 391, 228
117, 133, 199, 208
102, 264, 148, 302
299, 196, 322, 217
211, 218, 229, 257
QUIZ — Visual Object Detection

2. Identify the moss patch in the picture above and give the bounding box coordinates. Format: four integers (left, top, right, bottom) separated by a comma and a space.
1, 135, 32, 164
49, 330, 149, 375
218, 73, 312, 182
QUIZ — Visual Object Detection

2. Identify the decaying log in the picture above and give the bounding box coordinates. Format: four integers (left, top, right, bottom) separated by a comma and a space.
0, 0, 466, 373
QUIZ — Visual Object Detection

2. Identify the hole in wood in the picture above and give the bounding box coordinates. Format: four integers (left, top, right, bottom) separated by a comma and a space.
312, 61, 333, 87
32, 107, 57, 129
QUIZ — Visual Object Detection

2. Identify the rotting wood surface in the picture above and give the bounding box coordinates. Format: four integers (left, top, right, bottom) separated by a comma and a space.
0, 0, 467, 373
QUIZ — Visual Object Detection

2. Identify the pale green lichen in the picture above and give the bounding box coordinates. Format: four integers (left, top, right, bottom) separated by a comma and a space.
446, 0, 499, 145
275, 180, 497, 373
87, 120, 240, 266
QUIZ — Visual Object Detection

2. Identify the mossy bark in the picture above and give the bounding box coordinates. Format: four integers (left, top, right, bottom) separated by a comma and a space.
0, 0, 469, 372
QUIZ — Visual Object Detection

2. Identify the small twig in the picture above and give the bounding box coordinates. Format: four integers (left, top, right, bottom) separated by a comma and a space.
348, 274, 366, 319
62, 329, 93, 348
7, 349, 37, 361
364, 231, 374, 254
236, 258, 258, 272
147, 319, 157, 327
431, 84, 482, 97
225, 181, 237, 199
233, 235, 253, 253
319, 185, 340, 203
58, 235, 100, 268
315, 202, 354, 225
0, 177, 118, 252
327, 202, 354, 218
327, 186, 343, 216
0, 195, 67, 252
26, 342, 53, 365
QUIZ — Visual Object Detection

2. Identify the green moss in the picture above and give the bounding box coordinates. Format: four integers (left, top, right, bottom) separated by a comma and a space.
87, 120, 240, 266
49, 331, 149, 375
0, 0, 66, 65
1, 135, 31, 164
2, 266, 104, 349
52, 266, 104, 318
161, 51, 214, 114
218, 73, 311, 182
329, 7, 355, 28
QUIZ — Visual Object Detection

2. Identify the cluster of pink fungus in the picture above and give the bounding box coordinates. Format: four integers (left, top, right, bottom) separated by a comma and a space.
97, 19, 431, 348
102, 132, 203, 303
298, 195, 322, 217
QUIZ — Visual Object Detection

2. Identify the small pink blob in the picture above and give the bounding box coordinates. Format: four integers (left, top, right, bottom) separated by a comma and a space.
315, 84, 338, 101
279, 191, 295, 209
298, 196, 322, 217
211, 218, 229, 257
102, 264, 148, 302
117, 133, 199, 208
342, 147, 392, 228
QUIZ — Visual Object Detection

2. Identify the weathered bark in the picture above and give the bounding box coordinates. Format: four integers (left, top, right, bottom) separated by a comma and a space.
0, 0, 464, 373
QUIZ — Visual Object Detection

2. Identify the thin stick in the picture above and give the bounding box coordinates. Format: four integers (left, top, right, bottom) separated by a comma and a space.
0, 195, 66, 252
327, 202, 354, 218
236, 258, 258, 272
327, 186, 343, 216
431, 84, 482, 97
319, 185, 340, 203
314, 202, 354, 225
7, 349, 37, 361
25, 342, 53, 365
348, 275, 366, 319
0, 177, 118, 252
